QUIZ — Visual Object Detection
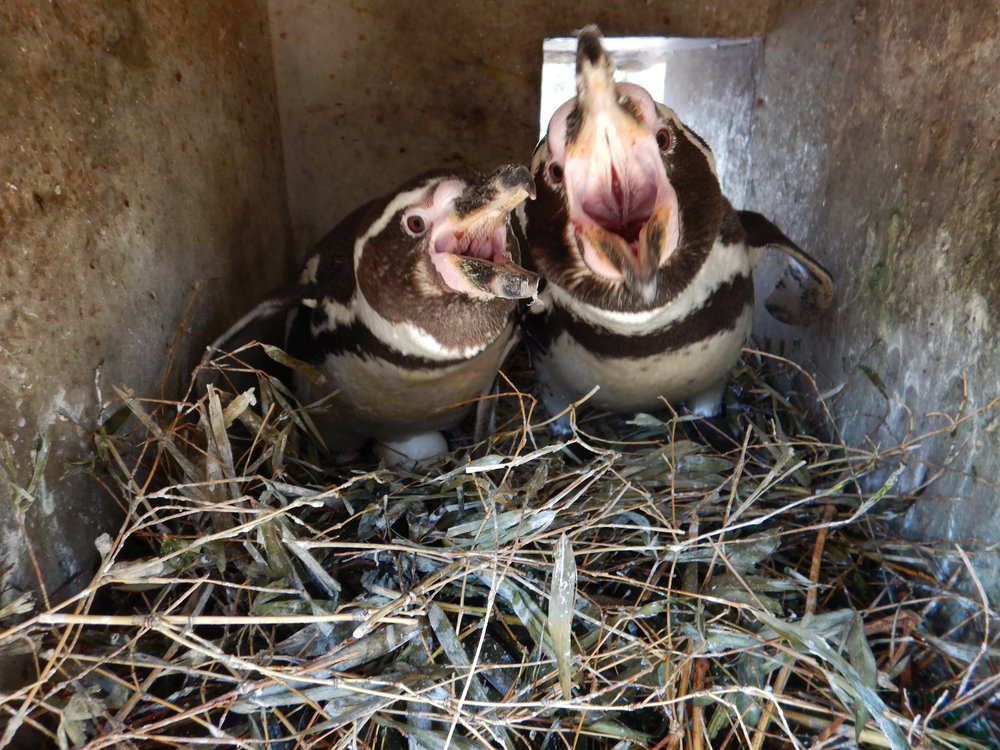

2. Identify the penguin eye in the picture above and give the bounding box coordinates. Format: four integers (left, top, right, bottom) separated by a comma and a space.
404, 214, 428, 236
548, 163, 564, 184
656, 129, 672, 151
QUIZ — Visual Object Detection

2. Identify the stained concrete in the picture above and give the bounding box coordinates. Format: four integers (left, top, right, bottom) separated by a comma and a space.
748, 1, 1000, 598
0, 0, 291, 683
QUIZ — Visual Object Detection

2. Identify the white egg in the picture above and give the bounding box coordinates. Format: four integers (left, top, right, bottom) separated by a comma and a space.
374, 431, 449, 469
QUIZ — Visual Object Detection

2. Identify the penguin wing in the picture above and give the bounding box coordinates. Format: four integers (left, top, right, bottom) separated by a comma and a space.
204, 285, 303, 353
739, 210, 834, 326
194, 283, 306, 397
204, 203, 373, 371
283, 203, 379, 361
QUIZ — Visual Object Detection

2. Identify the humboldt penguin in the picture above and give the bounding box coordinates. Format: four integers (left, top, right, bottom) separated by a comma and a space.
522, 26, 833, 432
208, 165, 538, 464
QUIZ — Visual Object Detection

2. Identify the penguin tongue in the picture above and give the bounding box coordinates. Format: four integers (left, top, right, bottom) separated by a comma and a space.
576, 200, 676, 303
582, 166, 658, 246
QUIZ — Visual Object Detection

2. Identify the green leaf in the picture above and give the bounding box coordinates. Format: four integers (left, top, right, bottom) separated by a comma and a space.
755, 610, 909, 750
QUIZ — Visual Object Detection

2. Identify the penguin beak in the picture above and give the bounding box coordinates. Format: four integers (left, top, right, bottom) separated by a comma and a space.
563, 26, 680, 304
431, 165, 539, 299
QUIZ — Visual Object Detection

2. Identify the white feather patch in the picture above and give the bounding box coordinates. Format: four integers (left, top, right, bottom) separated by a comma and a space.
548, 238, 750, 335
314, 297, 353, 331
356, 292, 490, 360
539, 308, 751, 414
300, 254, 321, 284
312, 291, 491, 361
351, 182, 436, 273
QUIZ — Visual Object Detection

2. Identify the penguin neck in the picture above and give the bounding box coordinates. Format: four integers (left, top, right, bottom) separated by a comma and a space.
356, 278, 515, 360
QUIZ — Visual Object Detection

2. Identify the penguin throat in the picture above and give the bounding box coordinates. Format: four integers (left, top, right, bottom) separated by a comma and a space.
565, 154, 681, 287
434, 223, 506, 263
580, 168, 657, 251
565, 119, 665, 255
575, 167, 660, 259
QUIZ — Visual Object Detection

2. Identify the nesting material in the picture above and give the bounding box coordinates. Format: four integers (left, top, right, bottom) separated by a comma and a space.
1, 344, 997, 749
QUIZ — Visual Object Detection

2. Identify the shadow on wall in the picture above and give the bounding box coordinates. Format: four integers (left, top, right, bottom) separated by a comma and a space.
0, 1, 292, 680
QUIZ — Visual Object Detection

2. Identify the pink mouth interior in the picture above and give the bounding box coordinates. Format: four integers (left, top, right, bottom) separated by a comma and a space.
578, 165, 659, 251
434, 224, 507, 262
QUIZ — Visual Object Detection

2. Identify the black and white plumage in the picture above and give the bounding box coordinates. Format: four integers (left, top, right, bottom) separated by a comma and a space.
209, 165, 538, 464
522, 26, 833, 429
288, 165, 539, 461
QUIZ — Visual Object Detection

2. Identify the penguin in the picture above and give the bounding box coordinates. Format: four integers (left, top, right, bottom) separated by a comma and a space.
521, 26, 833, 433
206, 165, 538, 464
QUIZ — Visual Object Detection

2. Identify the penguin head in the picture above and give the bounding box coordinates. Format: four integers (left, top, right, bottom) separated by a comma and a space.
528, 25, 724, 306
357, 165, 539, 307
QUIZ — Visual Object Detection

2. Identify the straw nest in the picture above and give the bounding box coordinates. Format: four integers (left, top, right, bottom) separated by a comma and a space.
1, 344, 997, 749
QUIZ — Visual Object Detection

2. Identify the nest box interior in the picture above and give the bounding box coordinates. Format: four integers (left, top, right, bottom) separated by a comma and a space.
2, 0, 998, 656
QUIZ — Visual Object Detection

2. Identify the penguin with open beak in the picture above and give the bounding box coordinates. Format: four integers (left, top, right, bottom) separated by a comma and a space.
522, 26, 833, 432
288, 164, 538, 463
208, 165, 538, 465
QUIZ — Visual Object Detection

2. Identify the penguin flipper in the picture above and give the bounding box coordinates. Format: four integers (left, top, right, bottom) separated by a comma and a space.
203, 284, 305, 361
195, 284, 311, 403
739, 210, 834, 326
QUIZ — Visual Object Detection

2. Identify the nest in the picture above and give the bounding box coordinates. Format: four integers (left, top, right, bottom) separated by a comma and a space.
1, 345, 998, 749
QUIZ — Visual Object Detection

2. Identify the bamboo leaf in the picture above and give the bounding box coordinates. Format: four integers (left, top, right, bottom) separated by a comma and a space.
548, 533, 577, 700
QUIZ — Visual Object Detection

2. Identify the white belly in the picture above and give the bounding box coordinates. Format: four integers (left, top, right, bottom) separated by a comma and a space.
538, 307, 752, 415
299, 327, 513, 450
535, 237, 754, 417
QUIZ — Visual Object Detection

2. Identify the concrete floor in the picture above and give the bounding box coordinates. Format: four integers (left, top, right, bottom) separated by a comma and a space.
1, 0, 997, 685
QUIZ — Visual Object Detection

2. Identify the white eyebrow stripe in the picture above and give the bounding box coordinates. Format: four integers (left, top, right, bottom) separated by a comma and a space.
352, 182, 437, 273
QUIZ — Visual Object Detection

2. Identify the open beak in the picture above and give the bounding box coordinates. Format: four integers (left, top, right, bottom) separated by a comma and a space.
431, 165, 539, 299
564, 26, 679, 303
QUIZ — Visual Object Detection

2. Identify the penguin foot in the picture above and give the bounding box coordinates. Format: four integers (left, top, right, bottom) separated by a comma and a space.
684, 380, 727, 419
547, 412, 574, 441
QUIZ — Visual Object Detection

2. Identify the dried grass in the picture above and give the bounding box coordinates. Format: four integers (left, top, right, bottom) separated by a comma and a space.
1, 345, 998, 749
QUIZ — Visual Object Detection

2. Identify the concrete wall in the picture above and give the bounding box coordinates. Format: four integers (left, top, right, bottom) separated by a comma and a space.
0, 0, 291, 674
266, 0, 777, 253
748, 1, 1000, 597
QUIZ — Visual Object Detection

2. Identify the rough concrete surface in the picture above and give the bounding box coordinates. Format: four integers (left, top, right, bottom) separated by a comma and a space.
749, 1, 1000, 597
0, 1, 291, 686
